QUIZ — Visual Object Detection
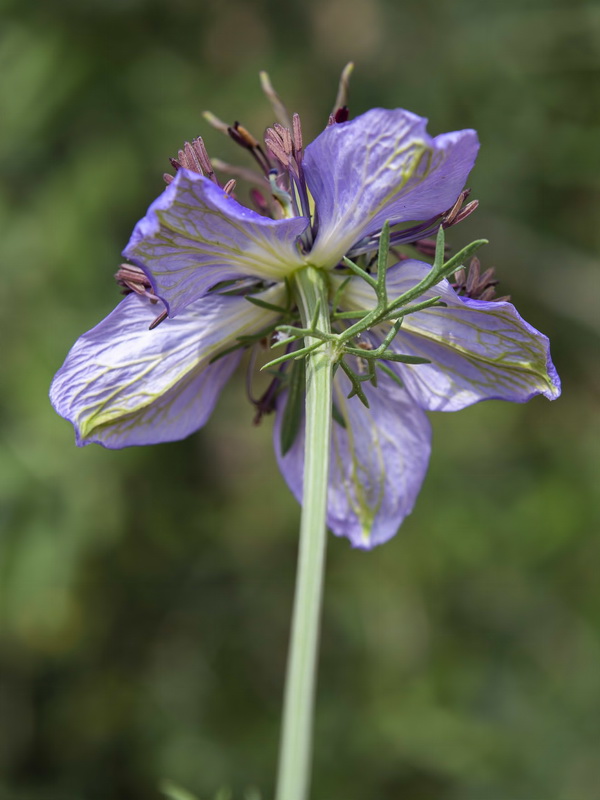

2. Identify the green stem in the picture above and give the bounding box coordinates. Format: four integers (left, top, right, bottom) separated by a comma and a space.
275, 266, 333, 800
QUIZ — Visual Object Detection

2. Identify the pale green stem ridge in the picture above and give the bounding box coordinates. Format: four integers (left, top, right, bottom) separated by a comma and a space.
275, 266, 333, 800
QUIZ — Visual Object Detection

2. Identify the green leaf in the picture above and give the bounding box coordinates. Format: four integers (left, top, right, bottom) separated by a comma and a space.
245, 295, 288, 313
380, 352, 431, 364
339, 359, 370, 407
280, 358, 305, 455
377, 362, 404, 387
331, 400, 347, 428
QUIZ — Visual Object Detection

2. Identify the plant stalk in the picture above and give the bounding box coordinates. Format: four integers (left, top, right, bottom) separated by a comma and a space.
275, 266, 333, 800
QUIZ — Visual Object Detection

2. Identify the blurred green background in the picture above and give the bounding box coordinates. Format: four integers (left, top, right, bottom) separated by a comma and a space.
1, 0, 599, 798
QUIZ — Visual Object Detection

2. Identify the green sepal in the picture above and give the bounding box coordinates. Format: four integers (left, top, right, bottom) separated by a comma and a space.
208, 341, 244, 364
379, 352, 431, 364
208, 324, 276, 364
376, 362, 404, 387
280, 357, 305, 455
261, 340, 323, 371
331, 400, 347, 428
341, 256, 378, 289
245, 295, 288, 313
339, 359, 370, 407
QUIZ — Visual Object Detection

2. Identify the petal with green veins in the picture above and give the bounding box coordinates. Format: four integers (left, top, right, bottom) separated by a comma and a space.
124, 169, 308, 316
304, 108, 478, 268
274, 368, 431, 548
340, 260, 561, 411
50, 286, 284, 448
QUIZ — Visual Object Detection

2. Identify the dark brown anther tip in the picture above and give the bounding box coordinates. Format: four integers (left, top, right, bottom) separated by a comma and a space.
334, 106, 350, 123
149, 309, 169, 330
229, 122, 259, 149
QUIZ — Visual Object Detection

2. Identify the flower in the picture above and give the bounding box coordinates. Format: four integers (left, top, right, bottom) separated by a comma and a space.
50, 89, 560, 549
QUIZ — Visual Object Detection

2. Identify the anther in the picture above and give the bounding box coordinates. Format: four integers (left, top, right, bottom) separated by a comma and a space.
264, 126, 292, 171
273, 123, 293, 154
332, 62, 354, 116
115, 264, 159, 303
452, 256, 505, 302
466, 256, 480, 293
442, 190, 479, 230
259, 71, 293, 130
167, 138, 218, 185
453, 200, 479, 225
179, 141, 203, 174
292, 113, 303, 157
149, 309, 168, 330
228, 121, 272, 175
443, 190, 471, 227
229, 122, 260, 150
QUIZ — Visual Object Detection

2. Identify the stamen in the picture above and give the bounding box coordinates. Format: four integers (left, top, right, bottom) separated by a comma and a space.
211, 157, 268, 188
348, 193, 480, 259
452, 256, 505, 301
149, 309, 168, 330
334, 107, 350, 124
466, 255, 480, 293
228, 121, 272, 175
259, 70, 293, 129
443, 189, 470, 226
178, 141, 204, 174
264, 125, 295, 174
223, 178, 237, 196
249, 338, 291, 425
202, 110, 230, 134
274, 123, 293, 161
452, 199, 479, 225
168, 138, 218, 185
442, 190, 479, 229
193, 138, 218, 183
332, 62, 354, 116
265, 115, 312, 229
115, 264, 159, 303
229, 121, 260, 149
292, 113, 303, 158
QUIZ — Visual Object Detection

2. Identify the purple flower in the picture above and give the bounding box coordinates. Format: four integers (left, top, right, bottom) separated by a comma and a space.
50, 105, 560, 548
